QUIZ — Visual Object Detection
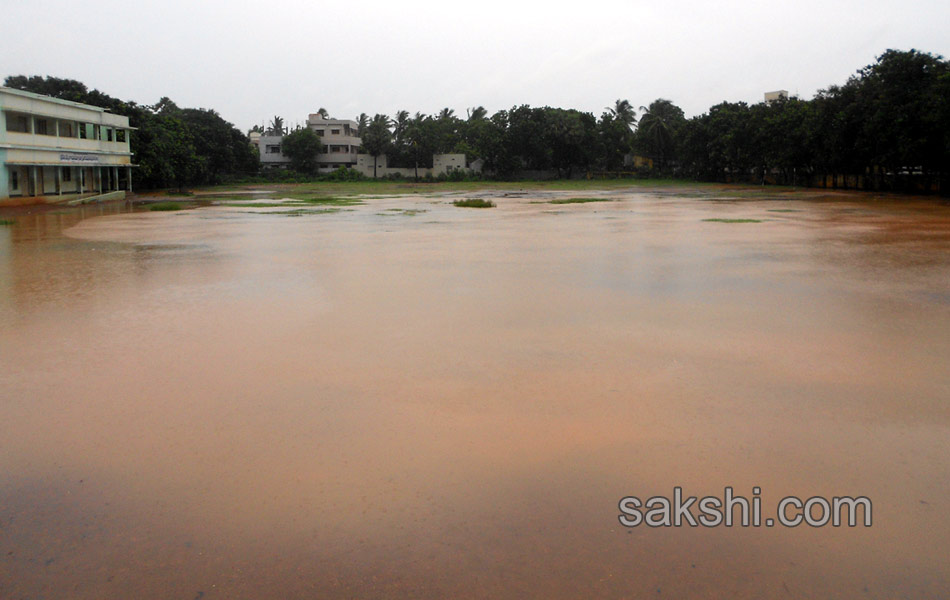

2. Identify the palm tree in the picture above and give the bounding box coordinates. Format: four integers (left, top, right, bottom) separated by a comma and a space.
268, 115, 285, 136
637, 99, 685, 171
356, 113, 369, 137
606, 99, 636, 130
467, 106, 487, 121
362, 114, 392, 178
316, 107, 329, 119
392, 110, 410, 143
438, 107, 455, 121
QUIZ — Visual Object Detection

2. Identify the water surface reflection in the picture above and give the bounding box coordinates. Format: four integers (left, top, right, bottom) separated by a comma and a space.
1, 191, 948, 598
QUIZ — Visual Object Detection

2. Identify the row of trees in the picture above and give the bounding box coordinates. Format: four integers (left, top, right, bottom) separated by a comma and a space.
8, 49, 947, 192
277, 49, 946, 191
676, 49, 950, 191
3, 75, 259, 190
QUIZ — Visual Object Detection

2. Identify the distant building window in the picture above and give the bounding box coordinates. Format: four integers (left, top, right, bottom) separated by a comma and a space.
6, 114, 29, 133
315, 130, 325, 136
93, 125, 101, 140
59, 121, 74, 137
116, 129, 126, 142
79, 123, 88, 139
266, 145, 281, 154
10, 170, 18, 190
62, 167, 72, 182
331, 129, 340, 135
106, 128, 113, 142
35, 119, 49, 135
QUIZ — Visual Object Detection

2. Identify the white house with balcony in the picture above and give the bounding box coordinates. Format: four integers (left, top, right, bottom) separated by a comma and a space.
257, 112, 361, 172
307, 113, 360, 170
1, 87, 134, 205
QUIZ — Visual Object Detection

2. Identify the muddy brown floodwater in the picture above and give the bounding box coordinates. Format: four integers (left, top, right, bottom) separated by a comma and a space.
1, 187, 949, 599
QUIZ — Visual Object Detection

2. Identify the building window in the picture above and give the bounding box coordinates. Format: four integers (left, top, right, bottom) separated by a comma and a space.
62, 167, 72, 182
266, 145, 281, 154
79, 124, 88, 139
315, 130, 325, 136
59, 121, 74, 137
5, 113, 29, 133
93, 125, 101, 140
116, 129, 126, 142
331, 129, 340, 135
106, 128, 113, 142
10, 170, 18, 190
35, 119, 49, 135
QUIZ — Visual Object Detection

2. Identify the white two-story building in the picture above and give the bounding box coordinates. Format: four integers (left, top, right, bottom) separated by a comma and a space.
1, 87, 134, 205
257, 111, 361, 172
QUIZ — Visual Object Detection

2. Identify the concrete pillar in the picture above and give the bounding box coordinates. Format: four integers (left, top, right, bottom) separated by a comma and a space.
127, 167, 132, 192
113, 167, 118, 191
56, 166, 62, 195
30, 166, 37, 197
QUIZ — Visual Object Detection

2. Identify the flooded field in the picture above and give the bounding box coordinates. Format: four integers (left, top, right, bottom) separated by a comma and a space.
1, 186, 949, 598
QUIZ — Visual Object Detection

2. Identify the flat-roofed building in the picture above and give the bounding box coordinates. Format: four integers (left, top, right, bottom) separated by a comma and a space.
1, 86, 134, 204
764, 90, 789, 103
306, 113, 360, 171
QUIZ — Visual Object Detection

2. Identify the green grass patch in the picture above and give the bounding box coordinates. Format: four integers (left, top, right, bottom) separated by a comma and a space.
149, 202, 185, 211
283, 195, 364, 206
220, 202, 290, 208
702, 218, 763, 223
250, 208, 344, 216
453, 199, 495, 208
0, 218, 14, 226
380, 208, 427, 216
549, 197, 613, 204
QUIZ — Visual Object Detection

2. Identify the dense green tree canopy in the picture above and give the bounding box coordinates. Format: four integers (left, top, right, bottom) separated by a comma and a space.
280, 128, 323, 174
8, 48, 946, 192
3, 75, 259, 190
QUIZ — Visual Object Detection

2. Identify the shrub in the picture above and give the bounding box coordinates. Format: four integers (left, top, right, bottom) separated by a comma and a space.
149, 202, 184, 211
453, 199, 495, 208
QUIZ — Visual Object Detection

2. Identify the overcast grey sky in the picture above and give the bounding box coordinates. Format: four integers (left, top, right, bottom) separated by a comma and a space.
3, 0, 948, 131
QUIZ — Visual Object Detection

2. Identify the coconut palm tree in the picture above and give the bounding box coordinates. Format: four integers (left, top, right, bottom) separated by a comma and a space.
467, 106, 487, 121
438, 107, 455, 121
392, 110, 410, 143
606, 99, 636, 129
362, 114, 392, 178
637, 99, 685, 170
268, 115, 285, 136
356, 113, 369, 137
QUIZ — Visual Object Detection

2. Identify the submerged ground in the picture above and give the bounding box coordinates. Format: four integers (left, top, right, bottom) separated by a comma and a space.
1, 183, 948, 598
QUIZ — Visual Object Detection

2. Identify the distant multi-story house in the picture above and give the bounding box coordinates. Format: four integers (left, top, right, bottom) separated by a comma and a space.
256, 111, 361, 172
1, 86, 133, 204
306, 113, 361, 170
764, 90, 789, 103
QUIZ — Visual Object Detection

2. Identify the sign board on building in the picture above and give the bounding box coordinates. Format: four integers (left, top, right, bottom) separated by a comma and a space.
60, 153, 100, 164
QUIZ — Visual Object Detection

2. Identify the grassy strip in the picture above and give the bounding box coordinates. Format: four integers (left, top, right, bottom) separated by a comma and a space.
549, 197, 613, 204
206, 178, 702, 198
702, 218, 762, 223
380, 208, 428, 216
249, 208, 344, 215
453, 199, 495, 208
149, 202, 185, 211
284, 195, 364, 205
0, 218, 14, 226
220, 202, 290, 208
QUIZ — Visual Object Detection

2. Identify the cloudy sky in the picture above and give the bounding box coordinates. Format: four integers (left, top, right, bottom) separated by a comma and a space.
3, 0, 948, 131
